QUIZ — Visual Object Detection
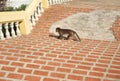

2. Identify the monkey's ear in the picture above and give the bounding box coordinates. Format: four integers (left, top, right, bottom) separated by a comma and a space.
56, 27, 61, 29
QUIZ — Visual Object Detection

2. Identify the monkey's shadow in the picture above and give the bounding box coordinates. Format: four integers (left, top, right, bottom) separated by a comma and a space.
49, 34, 59, 39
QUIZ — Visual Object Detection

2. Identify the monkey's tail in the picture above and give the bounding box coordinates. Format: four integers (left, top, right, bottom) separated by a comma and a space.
75, 33, 81, 42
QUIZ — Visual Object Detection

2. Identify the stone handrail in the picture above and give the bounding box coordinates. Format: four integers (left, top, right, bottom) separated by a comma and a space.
0, 0, 72, 40
48, 0, 71, 5
0, 0, 43, 40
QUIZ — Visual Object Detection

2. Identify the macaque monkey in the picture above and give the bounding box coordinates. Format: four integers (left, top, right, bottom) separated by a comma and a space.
56, 27, 81, 41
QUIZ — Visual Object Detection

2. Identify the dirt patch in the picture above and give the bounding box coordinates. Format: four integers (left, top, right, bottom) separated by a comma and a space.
50, 10, 120, 41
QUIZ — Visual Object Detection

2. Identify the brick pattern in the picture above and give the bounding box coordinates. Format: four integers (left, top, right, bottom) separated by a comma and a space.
0, 4, 120, 81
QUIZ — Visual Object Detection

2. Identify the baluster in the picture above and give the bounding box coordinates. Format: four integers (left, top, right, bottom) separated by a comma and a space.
15, 21, 21, 36
5, 23, 11, 38
34, 10, 39, 21
0, 24, 5, 40
30, 15, 33, 28
37, 6, 41, 16
58, 0, 60, 4
32, 15, 36, 26
29, 18, 33, 30
52, 0, 54, 4
59, 0, 62, 3
66, 0, 68, 2
51, 0, 54, 5
57, 0, 60, 4
31, 14, 36, 26
61, 0, 63, 3
63, 0, 66, 2
49, 0, 52, 5
10, 22, 16, 37
56, 0, 58, 4
40, 2, 44, 12
54, 0, 57, 4
34, 8, 39, 21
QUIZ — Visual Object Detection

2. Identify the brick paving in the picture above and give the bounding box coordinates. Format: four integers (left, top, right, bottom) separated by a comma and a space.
0, 4, 120, 81
66, 0, 120, 10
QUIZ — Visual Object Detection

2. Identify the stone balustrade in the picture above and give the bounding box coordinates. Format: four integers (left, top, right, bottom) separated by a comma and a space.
0, 21, 21, 40
48, 0, 72, 5
0, 0, 71, 40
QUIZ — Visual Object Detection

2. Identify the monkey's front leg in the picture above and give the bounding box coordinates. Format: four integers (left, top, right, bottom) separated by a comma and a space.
58, 35, 62, 39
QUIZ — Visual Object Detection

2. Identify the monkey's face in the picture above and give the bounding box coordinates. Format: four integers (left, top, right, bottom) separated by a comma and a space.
56, 27, 60, 32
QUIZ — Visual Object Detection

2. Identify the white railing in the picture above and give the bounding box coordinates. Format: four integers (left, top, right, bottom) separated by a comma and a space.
48, 0, 72, 5
26, 0, 44, 30
0, 0, 72, 40
30, 2, 44, 29
0, 21, 21, 40
0, 0, 44, 40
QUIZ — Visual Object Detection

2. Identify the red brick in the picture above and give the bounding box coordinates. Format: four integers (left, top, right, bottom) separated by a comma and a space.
68, 75, 83, 80
72, 56, 83, 60
98, 59, 111, 64
21, 51, 32, 54
40, 57, 52, 60
1, 66, 15, 72
43, 78, 59, 81
19, 58, 32, 62
0, 79, 11, 81
108, 69, 120, 74
110, 65, 120, 69
67, 60, 79, 64
54, 59, 66, 62
73, 69, 87, 75
57, 67, 71, 73
34, 70, 48, 76
46, 54, 57, 58
8, 73, 23, 80
6, 56, 18, 61
48, 62, 61, 66
93, 67, 106, 72
95, 63, 108, 68
18, 68, 32, 74
89, 72, 104, 77
25, 75, 41, 81
33, 52, 44, 56
0, 48, 7, 51
8, 49, 19, 53
81, 61, 94, 66
50, 72, 65, 78
0, 60, 9, 65
85, 77, 101, 81
103, 79, 112, 81
85, 58, 97, 62
34, 60, 46, 64
112, 61, 120, 65
77, 65, 91, 70
41, 65, 55, 71
62, 63, 76, 68
0, 55, 5, 59
27, 48, 37, 51
59, 55, 70, 59
27, 55, 38, 59
11, 62, 24, 67
106, 74, 120, 79
26, 64, 39, 69
13, 54, 25, 57
0, 72, 5, 77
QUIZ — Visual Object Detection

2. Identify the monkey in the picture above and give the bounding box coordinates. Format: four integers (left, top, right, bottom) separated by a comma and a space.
56, 27, 81, 41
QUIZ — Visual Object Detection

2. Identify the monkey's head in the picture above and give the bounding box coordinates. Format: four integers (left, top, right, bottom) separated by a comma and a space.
56, 27, 61, 32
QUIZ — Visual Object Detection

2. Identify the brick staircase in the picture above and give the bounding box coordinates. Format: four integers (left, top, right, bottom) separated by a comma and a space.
0, 4, 120, 81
